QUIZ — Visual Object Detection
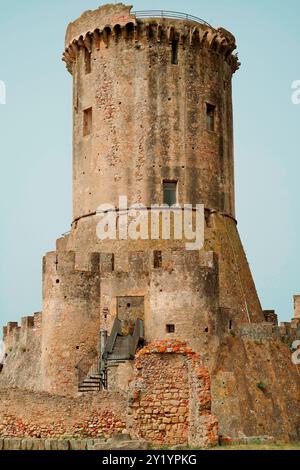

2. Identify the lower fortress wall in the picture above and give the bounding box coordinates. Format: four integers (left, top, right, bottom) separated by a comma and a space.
0, 341, 218, 447
1, 247, 300, 446
1, 333, 300, 444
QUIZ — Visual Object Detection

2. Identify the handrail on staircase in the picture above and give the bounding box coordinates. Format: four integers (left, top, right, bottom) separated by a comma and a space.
75, 349, 98, 389
106, 318, 122, 354
76, 319, 145, 391
129, 318, 144, 358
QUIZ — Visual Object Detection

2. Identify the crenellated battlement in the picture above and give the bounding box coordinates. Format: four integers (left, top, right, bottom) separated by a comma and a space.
63, 4, 239, 74
43, 248, 218, 278
43, 251, 100, 276
99, 248, 217, 276
3, 313, 42, 353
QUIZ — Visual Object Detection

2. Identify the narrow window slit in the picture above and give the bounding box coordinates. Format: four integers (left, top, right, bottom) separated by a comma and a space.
163, 181, 177, 206
154, 251, 162, 269
83, 107, 92, 136
84, 48, 91, 74
206, 103, 216, 132
171, 40, 179, 65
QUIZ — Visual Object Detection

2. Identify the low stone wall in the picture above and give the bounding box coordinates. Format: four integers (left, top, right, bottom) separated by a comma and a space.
0, 436, 149, 451
0, 388, 127, 440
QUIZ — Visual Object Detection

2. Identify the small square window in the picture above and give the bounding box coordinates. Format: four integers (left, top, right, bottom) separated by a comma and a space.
83, 107, 92, 136
206, 103, 215, 132
163, 181, 177, 206
166, 324, 175, 333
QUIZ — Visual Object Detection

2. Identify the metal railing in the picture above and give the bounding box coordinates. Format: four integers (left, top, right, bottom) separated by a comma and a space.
129, 319, 144, 358
75, 349, 98, 388
132, 10, 211, 27
106, 318, 122, 354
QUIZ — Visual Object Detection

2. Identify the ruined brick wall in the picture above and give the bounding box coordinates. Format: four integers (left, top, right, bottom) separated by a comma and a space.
127, 341, 218, 447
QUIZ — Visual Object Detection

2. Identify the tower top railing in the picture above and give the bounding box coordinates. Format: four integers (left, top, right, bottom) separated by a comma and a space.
132, 10, 212, 27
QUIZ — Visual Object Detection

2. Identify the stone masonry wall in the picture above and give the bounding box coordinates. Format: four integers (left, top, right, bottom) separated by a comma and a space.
41, 251, 101, 396
211, 334, 300, 441
0, 388, 127, 440
100, 249, 219, 356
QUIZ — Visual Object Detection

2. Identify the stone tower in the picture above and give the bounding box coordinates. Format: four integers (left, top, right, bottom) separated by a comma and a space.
40, 3, 266, 392
2, 4, 300, 445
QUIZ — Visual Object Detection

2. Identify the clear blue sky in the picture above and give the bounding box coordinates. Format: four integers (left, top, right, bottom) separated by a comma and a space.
0, 0, 299, 330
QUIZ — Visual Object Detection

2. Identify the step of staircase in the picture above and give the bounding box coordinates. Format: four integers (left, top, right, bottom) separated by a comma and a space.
80, 381, 101, 386
107, 360, 126, 367
79, 377, 101, 389
77, 319, 144, 392
79, 388, 100, 392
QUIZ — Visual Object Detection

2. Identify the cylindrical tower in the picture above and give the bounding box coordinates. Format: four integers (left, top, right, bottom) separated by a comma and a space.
56, 2, 265, 373
64, 4, 237, 222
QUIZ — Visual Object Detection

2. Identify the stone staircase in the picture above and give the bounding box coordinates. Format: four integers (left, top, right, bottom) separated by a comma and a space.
78, 358, 126, 393
77, 319, 144, 392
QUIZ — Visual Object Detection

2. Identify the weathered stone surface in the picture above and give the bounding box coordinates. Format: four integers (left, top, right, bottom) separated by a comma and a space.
69, 439, 87, 450
90, 439, 148, 451
0, 388, 127, 440
12, 438, 22, 450
57, 440, 70, 451
0, 1, 300, 451
44, 439, 52, 451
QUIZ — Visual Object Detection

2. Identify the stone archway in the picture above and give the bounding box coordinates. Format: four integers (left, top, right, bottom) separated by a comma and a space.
127, 340, 218, 448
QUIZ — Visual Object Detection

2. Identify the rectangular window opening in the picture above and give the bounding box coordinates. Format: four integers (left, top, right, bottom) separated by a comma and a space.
206, 103, 215, 132
111, 254, 115, 272
171, 40, 179, 65
163, 181, 177, 206
154, 251, 162, 269
83, 107, 92, 136
84, 48, 92, 74
166, 324, 175, 333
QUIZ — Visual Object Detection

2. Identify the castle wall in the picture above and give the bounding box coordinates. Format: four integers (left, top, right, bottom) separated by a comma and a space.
99, 249, 219, 356
0, 314, 42, 391
64, 211, 264, 326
